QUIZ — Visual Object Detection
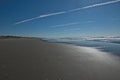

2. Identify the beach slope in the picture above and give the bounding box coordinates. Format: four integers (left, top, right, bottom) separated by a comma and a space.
0, 38, 120, 80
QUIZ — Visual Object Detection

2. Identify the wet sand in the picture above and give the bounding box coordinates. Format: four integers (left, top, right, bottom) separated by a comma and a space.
0, 38, 120, 80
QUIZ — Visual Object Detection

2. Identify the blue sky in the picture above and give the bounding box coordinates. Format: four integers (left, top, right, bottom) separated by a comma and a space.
0, 0, 120, 38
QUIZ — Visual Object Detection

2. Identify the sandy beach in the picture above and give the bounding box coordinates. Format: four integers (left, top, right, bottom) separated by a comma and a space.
0, 38, 120, 80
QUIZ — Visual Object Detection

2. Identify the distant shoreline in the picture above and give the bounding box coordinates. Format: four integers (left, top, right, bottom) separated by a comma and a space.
0, 36, 22, 39
0, 36, 42, 40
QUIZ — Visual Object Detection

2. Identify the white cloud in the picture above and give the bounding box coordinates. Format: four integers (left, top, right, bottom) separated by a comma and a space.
14, 0, 120, 25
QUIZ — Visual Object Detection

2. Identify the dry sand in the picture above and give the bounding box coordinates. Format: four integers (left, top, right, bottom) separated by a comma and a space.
0, 38, 120, 80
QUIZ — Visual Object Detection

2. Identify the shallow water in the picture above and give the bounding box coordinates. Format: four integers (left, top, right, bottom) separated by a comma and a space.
45, 39, 120, 56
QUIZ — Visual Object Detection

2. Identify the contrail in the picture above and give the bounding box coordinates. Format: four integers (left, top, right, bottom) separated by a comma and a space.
14, 0, 120, 25
51, 22, 80, 28
14, 11, 66, 25
50, 21, 94, 28
68, 0, 120, 12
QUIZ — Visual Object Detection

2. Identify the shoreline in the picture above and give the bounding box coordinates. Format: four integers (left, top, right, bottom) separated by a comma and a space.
1, 37, 120, 57
42, 38, 120, 57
